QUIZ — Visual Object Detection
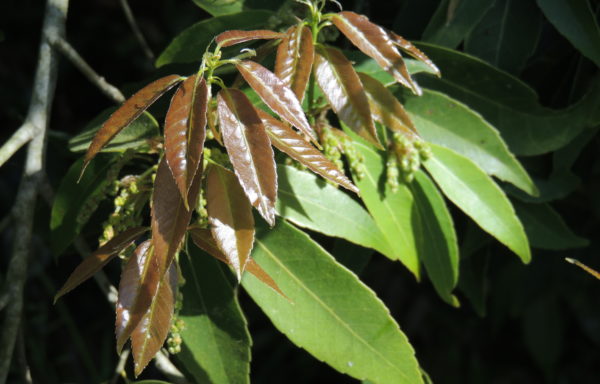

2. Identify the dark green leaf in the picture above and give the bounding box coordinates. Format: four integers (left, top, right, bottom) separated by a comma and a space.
190, 0, 282, 16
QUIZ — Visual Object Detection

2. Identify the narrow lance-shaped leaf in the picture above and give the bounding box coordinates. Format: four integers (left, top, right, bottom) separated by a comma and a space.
387, 30, 440, 77
331, 11, 421, 95
164, 75, 208, 207
82, 75, 183, 175
313, 46, 381, 148
54, 227, 149, 302
275, 25, 314, 102
258, 109, 358, 193
115, 240, 161, 353
131, 260, 178, 376
217, 88, 277, 226
206, 164, 255, 280
215, 29, 285, 47
235, 60, 317, 143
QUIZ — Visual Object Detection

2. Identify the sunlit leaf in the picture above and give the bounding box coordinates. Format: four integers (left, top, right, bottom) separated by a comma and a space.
331, 11, 421, 95
54, 227, 148, 302
386, 30, 440, 77
164, 76, 208, 207
313, 45, 380, 147
217, 88, 277, 225
275, 25, 314, 102
215, 29, 284, 47
206, 164, 255, 280
235, 60, 316, 142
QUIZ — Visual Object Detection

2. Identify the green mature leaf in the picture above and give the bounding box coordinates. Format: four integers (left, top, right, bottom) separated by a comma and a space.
276, 165, 391, 256
242, 220, 423, 384
190, 0, 281, 16
68, 108, 159, 153
514, 201, 589, 250
465, 0, 543, 74
415, 42, 600, 155
351, 142, 420, 278
522, 296, 564, 373
176, 244, 251, 384
422, 0, 495, 48
424, 144, 531, 263
537, 0, 600, 67
156, 11, 274, 67
401, 88, 537, 195
410, 172, 459, 306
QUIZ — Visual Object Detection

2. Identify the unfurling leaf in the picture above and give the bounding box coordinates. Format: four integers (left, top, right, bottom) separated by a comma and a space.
82, 75, 183, 174
54, 227, 149, 302
131, 260, 178, 376
387, 30, 440, 77
164, 75, 208, 207
206, 164, 255, 280
235, 60, 317, 143
313, 46, 381, 148
217, 88, 277, 225
275, 25, 314, 102
115, 240, 161, 353
189, 227, 284, 296
357, 72, 418, 138
331, 11, 421, 95
257, 109, 358, 193
215, 29, 285, 47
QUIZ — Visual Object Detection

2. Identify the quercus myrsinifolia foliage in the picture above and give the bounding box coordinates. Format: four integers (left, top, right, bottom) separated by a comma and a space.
53, 0, 536, 381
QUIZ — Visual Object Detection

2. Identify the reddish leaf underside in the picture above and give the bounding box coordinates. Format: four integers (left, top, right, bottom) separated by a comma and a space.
387, 30, 440, 77
217, 88, 277, 226
215, 29, 285, 47
206, 164, 255, 280
313, 45, 381, 148
54, 227, 149, 302
235, 60, 317, 143
331, 11, 421, 95
82, 75, 183, 176
275, 25, 314, 102
164, 75, 208, 207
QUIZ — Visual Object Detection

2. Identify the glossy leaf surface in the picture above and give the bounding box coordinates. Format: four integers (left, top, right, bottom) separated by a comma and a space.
386, 31, 440, 76
164, 76, 208, 206
275, 25, 314, 102
236, 60, 316, 142
217, 88, 277, 225
313, 46, 380, 147
206, 164, 255, 280
54, 227, 148, 302
216, 29, 284, 47
242, 220, 423, 384
424, 144, 530, 263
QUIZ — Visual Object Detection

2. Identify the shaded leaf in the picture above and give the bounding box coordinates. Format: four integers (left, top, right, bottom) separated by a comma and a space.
242, 220, 423, 384
236, 60, 316, 142
424, 144, 530, 263
216, 29, 284, 47
313, 46, 380, 147
386, 31, 440, 77
206, 164, 255, 280
217, 88, 277, 225
331, 11, 420, 95
82, 75, 182, 173
54, 227, 149, 302
164, 76, 208, 206
131, 260, 178, 376
275, 25, 314, 102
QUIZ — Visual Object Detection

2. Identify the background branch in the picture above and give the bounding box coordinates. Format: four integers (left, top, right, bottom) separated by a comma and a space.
119, 0, 155, 62
0, 122, 34, 168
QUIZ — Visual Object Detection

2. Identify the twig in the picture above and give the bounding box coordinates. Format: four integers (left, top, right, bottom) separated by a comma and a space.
118, 0, 155, 62
155, 350, 189, 384
110, 348, 130, 384
0, 122, 34, 168
47, 35, 125, 104
0, 0, 69, 382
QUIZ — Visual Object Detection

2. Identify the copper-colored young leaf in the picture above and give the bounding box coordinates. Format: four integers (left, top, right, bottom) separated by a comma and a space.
189, 227, 284, 296
115, 240, 161, 353
257, 109, 358, 193
387, 30, 440, 77
151, 158, 201, 280
217, 88, 277, 226
274, 25, 314, 102
54, 227, 148, 302
313, 46, 381, 148
357, 72, 419, 138
215, 29, 285, 47
131, 260, 178, 377
82, 75, 183, 175
164, 75, 208, 207
206, 164, 255, 280
331, 11, 421, 95
235, 60, 317, 143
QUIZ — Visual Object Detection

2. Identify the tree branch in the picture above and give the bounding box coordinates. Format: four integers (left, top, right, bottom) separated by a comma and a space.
0, 122, 34, 168
119, 0, 155, 62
